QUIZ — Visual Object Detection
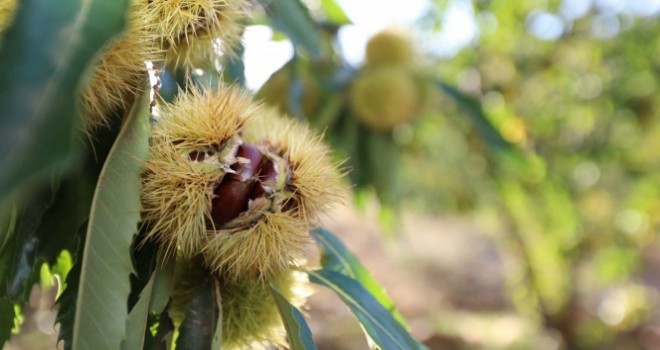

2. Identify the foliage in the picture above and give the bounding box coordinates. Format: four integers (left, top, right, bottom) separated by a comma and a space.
0, 0, 129, 197
257, 1, 660, 348
72, 91, 150, 350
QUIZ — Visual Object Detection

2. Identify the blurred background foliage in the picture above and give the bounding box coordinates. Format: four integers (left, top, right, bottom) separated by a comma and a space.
253, 0, 660, 348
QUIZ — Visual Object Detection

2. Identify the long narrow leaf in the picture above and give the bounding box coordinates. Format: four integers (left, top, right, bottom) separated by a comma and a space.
144, 309, 174, 350
176, 276, 221, 350
0, 0, 130, 196
0, 298, 15, 347
308, 270, 424, 350
122, 273, 156, 350
311, 228, 408, 328
54, 124, 122, 350
436, 82, 512, 152
148, 258, 175, 314
271, 285, 317, 350
320, 0, 351, 25
211, 279, 223, 350
1, 185, 57, 301
33, 174, 96, 271
72, 91, 150, 350
221, 41, 246, 87
122, 255, 175, 350
55, 226, 84, 350
265, 0, 322, 58
364, 131, 400, 206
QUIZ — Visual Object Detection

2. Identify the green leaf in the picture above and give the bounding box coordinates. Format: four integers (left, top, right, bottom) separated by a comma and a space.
0, 201, 17, 251
287, 66, 307, 120
72, 90, 150, 350
1, 185, 58, 301
144, 309, 174, 350
221, 41, 246, 87
310, 94, 343, 130
339, 115, 367, 187
364, 131, 400, 206
47, 118, 121, 350
124, 244, 174, 349
266, 0, 322, 58
123, 247, 174, 348
435, 82, 512, 152
271, 285, 317, 350
55, 231, 84, 350
311, 228, 409, 328
176, 276, 222, 350
33, 172, 96, 270
211, 277, 223, 350
0, 0, 130, 196
320, 0, 351, 25
149, 258, 175, 314
308, 270, 425, 350
2, 114, 120, 308
5, 236, 39, 300
122, 273, 156, 350
157, 67, 182, 104
128, 239, 160, 310
0, 297, 16, 347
